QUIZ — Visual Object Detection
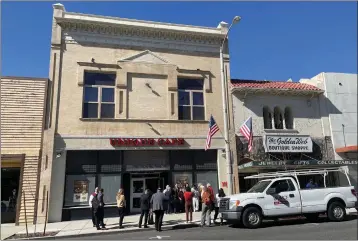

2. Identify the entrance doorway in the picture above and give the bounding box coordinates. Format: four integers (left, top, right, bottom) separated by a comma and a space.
130, 174, 166, 213
1, 167, 21, 223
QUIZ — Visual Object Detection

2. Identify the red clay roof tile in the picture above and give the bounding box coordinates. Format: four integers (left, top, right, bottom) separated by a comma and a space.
231, 79, 322, 91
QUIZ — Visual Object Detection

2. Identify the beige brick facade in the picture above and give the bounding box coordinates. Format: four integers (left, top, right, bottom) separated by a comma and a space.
1, 76, 48, 225
38, 4, 239, 222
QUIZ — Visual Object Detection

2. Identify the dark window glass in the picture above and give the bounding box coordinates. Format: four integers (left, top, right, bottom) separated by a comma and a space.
84, 72, 116, 86
178, 79, 204, 90
269, 179, 295, 192
84, 87, 98, 102
192, 92, 204, 105
193, 106, 205, 120
101, 104, 115, 118
178, 91, 190, 105
83, 103, 98, 118
179, 106, 191, 120
102, 88, 114, 102
66, 151, 98, 173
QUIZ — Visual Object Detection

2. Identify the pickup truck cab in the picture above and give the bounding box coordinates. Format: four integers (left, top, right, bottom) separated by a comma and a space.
219, 166, 357, 229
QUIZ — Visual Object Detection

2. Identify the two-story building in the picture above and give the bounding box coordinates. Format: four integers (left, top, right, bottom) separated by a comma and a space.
37, 3, 239, 222
1, 76, 48, 225
300, 72, 358, 190
230, 79, 350, 192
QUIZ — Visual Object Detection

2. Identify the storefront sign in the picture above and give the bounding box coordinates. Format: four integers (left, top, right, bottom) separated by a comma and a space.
264, 135, 313, 153
110, 138, 185, 147
73, 180, 89, 203
238, 160, 358, 170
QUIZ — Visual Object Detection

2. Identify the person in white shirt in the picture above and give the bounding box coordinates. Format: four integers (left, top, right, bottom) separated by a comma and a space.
214, 188, 226, 225
89, 187, 99, 227
191, 186, 200, 212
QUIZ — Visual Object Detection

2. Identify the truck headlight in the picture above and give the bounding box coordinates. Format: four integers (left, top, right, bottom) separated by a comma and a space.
229, 200, 240, 209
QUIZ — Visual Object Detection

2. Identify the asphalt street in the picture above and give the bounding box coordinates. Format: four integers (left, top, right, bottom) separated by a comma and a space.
61, 216, 357, 240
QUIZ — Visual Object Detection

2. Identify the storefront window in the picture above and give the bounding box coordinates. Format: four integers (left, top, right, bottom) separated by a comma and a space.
64, 150, 122, 207
194, 150, 217, 170
172, 173, 193, 187
98, 174, 121, 204
196, 171, 218, 194
170, 151, 194, 171
64, 174, 96, 207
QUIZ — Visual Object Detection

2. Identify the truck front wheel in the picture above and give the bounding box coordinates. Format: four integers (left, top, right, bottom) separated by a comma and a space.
242, 207, 263, 229
327, 201, 346, 222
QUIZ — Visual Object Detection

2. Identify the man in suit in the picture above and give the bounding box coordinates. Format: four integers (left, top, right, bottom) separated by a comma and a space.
150, 187, 169, 232
89, 187, 99, 228
97, 188, 106, 229
139, 189, 151, 228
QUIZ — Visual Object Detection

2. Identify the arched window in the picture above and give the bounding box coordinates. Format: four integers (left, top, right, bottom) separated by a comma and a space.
284, 107, 293, 129
274, 107, 284, 129
263, 106, 272, 129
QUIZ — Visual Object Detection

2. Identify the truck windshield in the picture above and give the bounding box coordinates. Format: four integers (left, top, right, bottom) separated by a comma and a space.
247, 180, 271, 193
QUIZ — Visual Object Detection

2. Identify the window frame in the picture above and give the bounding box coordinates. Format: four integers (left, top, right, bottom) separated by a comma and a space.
178, 89, 205, 121
82, 72, 116, 119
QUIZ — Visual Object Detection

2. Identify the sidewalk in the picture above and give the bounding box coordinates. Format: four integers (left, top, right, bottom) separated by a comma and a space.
2, 208, 356, 240
1, 211, 207, 240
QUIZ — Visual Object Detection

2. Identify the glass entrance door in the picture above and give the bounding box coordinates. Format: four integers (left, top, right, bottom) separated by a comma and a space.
130, 178, 145, 213
1, 168, 20, 223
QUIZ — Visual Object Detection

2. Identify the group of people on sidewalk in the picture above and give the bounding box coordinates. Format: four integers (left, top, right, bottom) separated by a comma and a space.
88, 182, 227, 232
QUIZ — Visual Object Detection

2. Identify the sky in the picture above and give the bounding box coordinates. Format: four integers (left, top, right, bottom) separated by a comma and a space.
1, 1, 357, 81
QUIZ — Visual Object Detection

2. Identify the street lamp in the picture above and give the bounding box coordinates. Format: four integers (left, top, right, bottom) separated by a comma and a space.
220, 16, 241, 195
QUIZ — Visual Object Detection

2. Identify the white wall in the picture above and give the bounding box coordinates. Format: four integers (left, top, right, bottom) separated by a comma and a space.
232, 93, 324, 137
300, 72, 358, 161
324, 73, 357, 160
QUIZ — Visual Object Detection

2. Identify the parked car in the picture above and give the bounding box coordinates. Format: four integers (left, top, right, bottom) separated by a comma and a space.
220, 166, 357, 229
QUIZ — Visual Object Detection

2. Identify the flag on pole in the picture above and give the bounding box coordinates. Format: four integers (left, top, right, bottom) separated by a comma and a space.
205, 115, 219, 151
240, 117, 253, 152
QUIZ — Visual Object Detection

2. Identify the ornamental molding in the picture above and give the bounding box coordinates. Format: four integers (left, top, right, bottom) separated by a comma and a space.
58, 19, 223, 53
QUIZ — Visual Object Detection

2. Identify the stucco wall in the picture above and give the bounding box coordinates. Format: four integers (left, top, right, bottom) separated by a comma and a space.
324, 73, 357, 160
232, 93, 324, 137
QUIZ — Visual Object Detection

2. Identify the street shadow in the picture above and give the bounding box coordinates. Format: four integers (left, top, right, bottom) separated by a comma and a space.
228, 214, 357, 229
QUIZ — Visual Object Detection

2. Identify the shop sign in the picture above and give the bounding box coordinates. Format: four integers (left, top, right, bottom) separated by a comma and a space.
238, 160, 358, 169
264, 135, 313, 153
73, 180, 89, 203
110, 138, 185, 147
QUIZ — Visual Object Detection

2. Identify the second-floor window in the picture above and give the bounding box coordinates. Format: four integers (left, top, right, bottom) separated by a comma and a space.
178, 78, 205, 121
263, 106, 294, 130
82, 72, 116, 119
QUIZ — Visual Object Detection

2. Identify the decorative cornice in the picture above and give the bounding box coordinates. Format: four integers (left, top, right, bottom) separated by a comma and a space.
58, 18, 223, 53
58, 20, 223, 44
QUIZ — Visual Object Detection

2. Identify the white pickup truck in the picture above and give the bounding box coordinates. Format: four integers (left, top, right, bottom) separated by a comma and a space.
219, 166, 357, 229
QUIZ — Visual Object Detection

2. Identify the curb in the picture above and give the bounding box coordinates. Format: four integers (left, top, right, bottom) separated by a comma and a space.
9, 221, 201, 240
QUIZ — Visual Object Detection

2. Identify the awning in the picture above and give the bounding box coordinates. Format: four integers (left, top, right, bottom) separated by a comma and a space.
238, 160, 358, 170
335, 145, 358, 153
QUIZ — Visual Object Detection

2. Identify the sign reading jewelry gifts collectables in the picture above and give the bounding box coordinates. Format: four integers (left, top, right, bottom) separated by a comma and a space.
263, 135, 313, 153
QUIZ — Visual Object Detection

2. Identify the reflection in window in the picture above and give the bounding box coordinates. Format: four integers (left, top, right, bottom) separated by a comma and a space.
274, 106, 284, 129
178, 78, 205, 120
263, 106, 272, 129
82, 72, 116, 119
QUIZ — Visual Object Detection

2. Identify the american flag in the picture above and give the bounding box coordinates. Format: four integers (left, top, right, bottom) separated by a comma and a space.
205, 115, 219, 151
240, 117, 253, 152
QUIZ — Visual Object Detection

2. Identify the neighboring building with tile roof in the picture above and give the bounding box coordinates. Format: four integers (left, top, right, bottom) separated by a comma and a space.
229, 77, 349, 192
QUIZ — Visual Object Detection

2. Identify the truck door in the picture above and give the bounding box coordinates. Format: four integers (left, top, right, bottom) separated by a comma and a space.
264, 178, 301, 216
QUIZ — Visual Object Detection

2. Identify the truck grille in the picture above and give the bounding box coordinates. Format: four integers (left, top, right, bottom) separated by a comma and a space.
219, 198, 229, 211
